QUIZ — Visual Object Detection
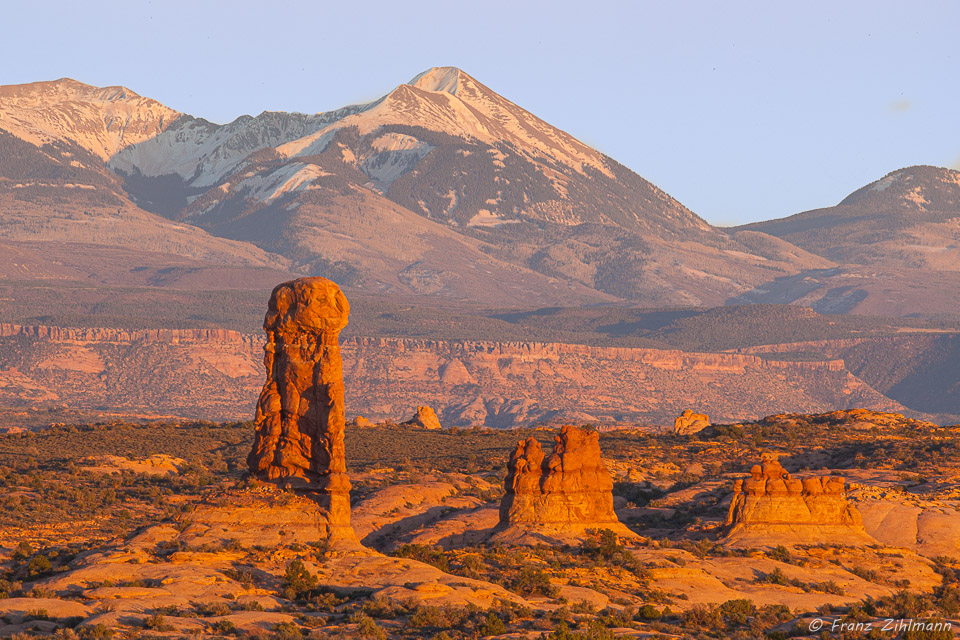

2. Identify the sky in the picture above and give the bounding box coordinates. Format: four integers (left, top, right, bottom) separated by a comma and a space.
3, 0, 958, 226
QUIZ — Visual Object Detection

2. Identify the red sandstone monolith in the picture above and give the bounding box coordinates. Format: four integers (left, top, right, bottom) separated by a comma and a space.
246, 277, 351, 524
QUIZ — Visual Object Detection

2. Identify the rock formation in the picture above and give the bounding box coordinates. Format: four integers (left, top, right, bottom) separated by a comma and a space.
493, 425, 636, 544
723, 453, 874, 546
246, 277, 352, 526
674, 409, 710, 435
404, 405, 442, 430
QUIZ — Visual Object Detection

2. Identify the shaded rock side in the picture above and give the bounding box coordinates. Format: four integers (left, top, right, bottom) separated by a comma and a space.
403, 405, 442, 430
723, 454, 874, 546
674, 409, 710, 435
246, 277, 351, 524
494, 425, 635, 543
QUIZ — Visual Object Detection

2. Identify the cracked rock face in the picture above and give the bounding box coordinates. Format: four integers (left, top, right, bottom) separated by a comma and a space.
247, 277, 351, 521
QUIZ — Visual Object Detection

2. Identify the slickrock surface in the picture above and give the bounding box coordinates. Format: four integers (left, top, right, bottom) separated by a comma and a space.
674, 409, 710, 435
493, 425, 636, 544
723, 453, 875, 546
403, 405, 443, 429
79, 454, 187, 475
180, 484, 360, 548
246, 278, 351, 527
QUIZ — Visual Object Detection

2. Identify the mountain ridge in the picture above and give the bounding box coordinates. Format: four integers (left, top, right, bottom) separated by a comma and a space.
0, 69, 955, 312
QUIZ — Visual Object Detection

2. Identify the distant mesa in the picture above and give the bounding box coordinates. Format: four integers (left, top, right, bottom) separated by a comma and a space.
722, 453, 875, 547
674, 409, 710, 435
403, 405, 442, 430
246, 277, 354, 537
353, 415, 373, 428
493, 425, 637, 545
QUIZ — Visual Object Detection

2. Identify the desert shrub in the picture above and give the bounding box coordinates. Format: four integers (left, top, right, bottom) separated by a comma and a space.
390, 544, 449, 571
223, 567, 255, 589
885, 590, 934, 619
361, 596, 408, 619
210, 619, 237, 635
849, 564, 882, 583
282, 560, 317, 601
934, 584, 960, 616
634, 604, 662, 620
681, 604, 723, 631
769, 545, 791, 563
194, 601, 231, 616
580, 529, 623, 562
757, 567, 790, 586
143, 614, 174, 631
570, 600, 596, 614
407, 605, 465, 629
717, 599, 755, 625
508, 565, 559, 597
355, 613, 387, 640
79, 624, 114, 640
26, 555, 52, 577
272, 621, 303, 640
23, 608, 50, 621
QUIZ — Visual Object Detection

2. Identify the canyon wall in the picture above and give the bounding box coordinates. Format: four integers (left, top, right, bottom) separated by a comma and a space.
0, 323, 907, 427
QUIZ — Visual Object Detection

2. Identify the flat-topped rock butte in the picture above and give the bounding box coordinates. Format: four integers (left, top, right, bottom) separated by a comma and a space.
723, 453, 875, 547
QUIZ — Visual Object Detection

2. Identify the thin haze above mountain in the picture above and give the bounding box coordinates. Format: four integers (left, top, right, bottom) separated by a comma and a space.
0, 67, 956, 313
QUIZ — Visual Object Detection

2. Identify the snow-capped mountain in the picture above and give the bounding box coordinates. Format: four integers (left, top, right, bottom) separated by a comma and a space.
0, 68, 832, 306
0, 79, 178, 160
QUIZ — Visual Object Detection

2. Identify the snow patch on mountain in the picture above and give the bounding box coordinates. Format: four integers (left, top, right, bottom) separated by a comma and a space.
235, 162, 329, 203
362, 134, 435, 192
410, 67, 462, 95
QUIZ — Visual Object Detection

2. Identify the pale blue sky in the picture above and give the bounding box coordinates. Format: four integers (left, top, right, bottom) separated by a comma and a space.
3, 0, 958, 225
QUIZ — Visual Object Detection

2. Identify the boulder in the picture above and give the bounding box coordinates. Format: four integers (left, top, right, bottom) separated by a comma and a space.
403, 406, 442, 430
674, 409, 710, 435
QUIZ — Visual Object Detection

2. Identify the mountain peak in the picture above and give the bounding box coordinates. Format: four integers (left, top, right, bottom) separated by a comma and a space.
408, 67, 466, 95
0, 78, 143, 102
841, 165, 960, 211
0, 78, 179, 160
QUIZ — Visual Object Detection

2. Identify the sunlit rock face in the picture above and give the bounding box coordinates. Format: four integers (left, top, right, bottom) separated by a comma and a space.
494, 425, 636, 544
674, 409, 710, 435
723, 453, 874, 547
247, 277, 351, 523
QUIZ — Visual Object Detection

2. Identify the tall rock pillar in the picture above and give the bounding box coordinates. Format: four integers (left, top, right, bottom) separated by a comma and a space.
247, 277, 351, 523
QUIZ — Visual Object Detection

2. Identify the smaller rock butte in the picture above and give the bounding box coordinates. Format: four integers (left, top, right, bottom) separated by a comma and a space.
494, 425, 636, 543
723, 453, 874, 546
674, 409, 710, 435
403, 405, 442, 430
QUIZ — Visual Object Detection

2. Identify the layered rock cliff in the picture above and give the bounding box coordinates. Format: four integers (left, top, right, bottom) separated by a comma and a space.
0, 324, 910, 426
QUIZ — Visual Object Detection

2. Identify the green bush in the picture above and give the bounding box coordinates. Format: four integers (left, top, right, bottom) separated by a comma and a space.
282, 560, 317, 601
273, 621, 304, 640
